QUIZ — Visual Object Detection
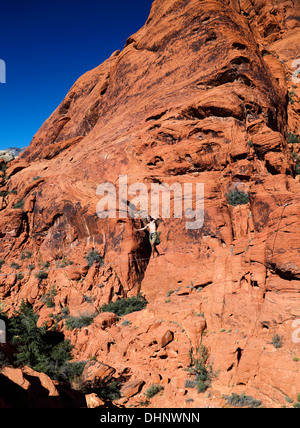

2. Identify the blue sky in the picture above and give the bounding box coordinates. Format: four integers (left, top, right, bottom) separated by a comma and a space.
0, 0, 153, 150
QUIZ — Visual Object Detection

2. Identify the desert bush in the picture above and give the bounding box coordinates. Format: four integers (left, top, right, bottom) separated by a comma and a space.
10, 262, 20, 270
292, 395, 300, 408
99, 294, 148, 317
35, 270, 48, 280
226, 190, 249, 207
41, 285, 56, 308
187, 344, 214, 393
65, 313, 97, 330
288, 92, 295, 105
57, 257, 73, 268
96, 379, 122, 401
13, 200, 24, 209
20, 251, 33, 260
224, 392, 261, 408
145, 384, 164, 399
0, 162, 7, 172
287, 132, 300, 145
85, 251, 104, 267
272, 334, 283, 349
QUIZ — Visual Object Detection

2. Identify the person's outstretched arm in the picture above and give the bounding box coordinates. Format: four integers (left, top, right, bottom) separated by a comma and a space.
135, 224, 148, 231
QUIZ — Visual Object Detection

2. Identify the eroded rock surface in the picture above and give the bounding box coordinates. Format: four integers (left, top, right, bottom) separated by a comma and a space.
0, 0, 300, 408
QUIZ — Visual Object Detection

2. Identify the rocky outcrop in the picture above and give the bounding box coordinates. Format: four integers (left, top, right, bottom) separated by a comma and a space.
0, 147, 26, 162
0, 364, 85, 408
0, 0, 300, 408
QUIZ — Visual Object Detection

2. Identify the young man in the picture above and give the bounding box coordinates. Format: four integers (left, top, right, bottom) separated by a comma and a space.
135, 215, 161, 258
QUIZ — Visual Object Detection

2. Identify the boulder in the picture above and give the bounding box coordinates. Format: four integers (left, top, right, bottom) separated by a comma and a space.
93, 312, 117, 329
81, 361, 116, 389
85, 393, 105, 408
120, 379, 145, 398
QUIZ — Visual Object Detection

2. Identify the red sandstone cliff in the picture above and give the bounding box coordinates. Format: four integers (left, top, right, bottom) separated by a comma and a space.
0, 0, 300, 408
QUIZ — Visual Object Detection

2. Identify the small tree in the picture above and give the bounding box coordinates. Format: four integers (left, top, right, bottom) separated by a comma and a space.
7, 300, 86, 382
187, 344, 214, 393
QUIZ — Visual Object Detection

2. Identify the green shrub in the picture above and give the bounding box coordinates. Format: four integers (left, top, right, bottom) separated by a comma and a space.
292, 152, 300, 163
292, 395, 300, 408
41, 285, 57, 308
85, 251, 104, 267
0, 260, 5, 270
6, 300, 86, 382
20, 251, 33, 260
187, 344, 214, 393
57, 257, 73, 268
0, 162, 7, 172
65, 313, 97, 330
99, 294, 148, 317
287, 132, 300, 145
10, 262, 20, 270
224, 392, 261, 408
35, 270, 48, 280
84, 295, 94, 303
145, 384, 164, 399
0, 350, 9, 368
184, 379, 196, 389
13, 200, 24, 209
96, 379, 122, 401
226, 190, 249, 207
272, 334, 283, 349
288, 92, 295, 105
61, 306, 70, 318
